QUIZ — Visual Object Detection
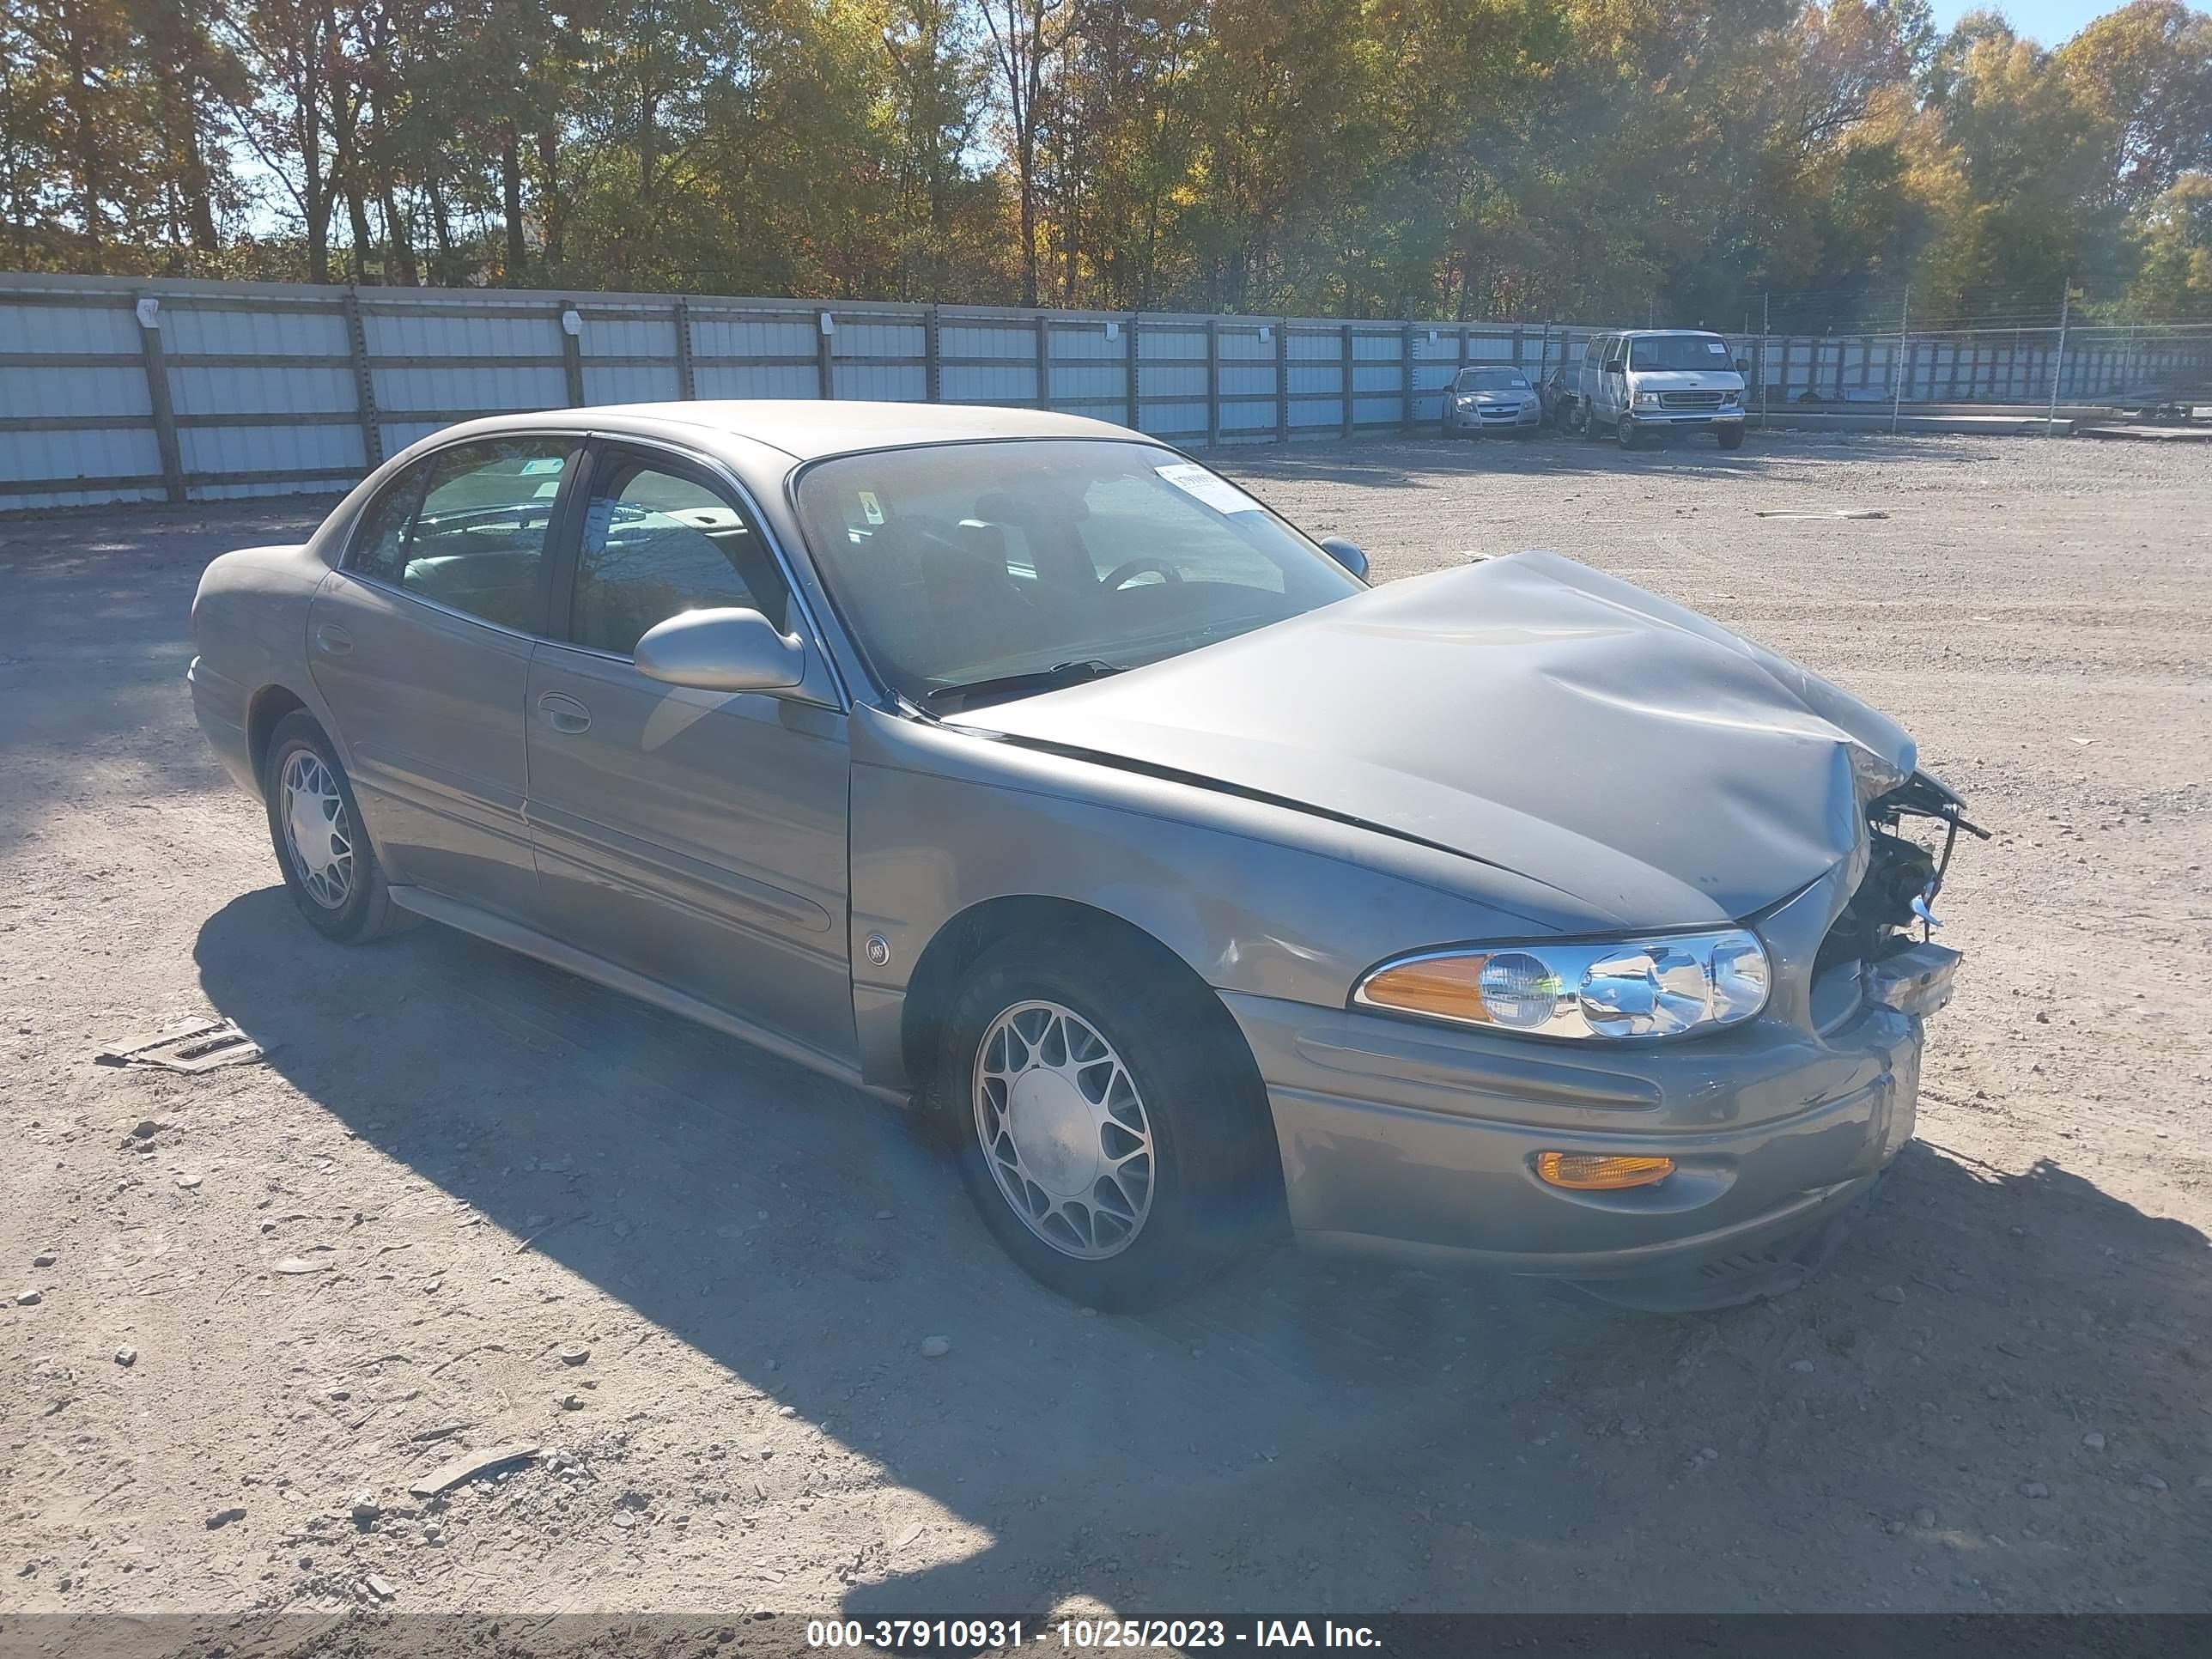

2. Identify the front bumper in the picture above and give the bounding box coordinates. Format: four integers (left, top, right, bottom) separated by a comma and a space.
1222, 983, 1924, 1279
1626, 406, 1745, 428
1446, 403, 1541, 430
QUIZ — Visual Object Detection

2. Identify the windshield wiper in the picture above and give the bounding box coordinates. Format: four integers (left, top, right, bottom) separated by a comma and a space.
921, 659, 1125, 713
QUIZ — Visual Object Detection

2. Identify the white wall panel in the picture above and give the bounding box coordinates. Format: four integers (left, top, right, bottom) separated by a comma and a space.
690, 315, 815, 359
836, 319, 925, 359
836, 363, 927, 402
581, 365, 682, 404
578, 316, 673, 358
692, 363, 817, 399
0, 424, 161, 483
1051, 325, 1124, 360
171, 364, 356, 417
179, 422, 365, 477
0, 301, 136, 356
373, 363, 566, 415
942, 363, 1040, 403
3, 365, 150, 418
943, 324, 1036, 360
365, 307, 557, 360
1047, 362, 1121, 405
167, 304, 346, 356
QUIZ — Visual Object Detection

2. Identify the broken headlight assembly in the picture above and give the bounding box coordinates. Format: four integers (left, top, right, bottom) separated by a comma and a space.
1824, 769, 1991, 1018
1824, 770, 1990, 969
1353, 929, 1771, 1042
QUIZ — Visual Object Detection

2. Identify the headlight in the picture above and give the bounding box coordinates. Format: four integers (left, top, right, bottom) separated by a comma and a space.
1353, 929, 1771, 1041
1455, 396, 1478, 408
1633, 391, 1662, 408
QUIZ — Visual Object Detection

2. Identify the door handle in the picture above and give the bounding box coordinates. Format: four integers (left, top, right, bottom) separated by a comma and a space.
313, 623, 354, 656
537, 690, 591, 734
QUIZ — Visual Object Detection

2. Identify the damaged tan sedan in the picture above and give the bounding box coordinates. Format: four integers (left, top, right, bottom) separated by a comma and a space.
189, 403, 1977, 1310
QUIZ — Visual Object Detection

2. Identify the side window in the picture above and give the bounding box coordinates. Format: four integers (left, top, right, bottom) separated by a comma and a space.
344, 464, 431, 583
569, 455, 791, 658
397, 439, 571, 631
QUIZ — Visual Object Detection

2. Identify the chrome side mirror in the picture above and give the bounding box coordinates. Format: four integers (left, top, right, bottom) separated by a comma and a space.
1319, 537, 1369, 580
634, 607, 805, 693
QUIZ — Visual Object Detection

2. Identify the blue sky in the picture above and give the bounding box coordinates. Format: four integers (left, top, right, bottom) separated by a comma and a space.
1929, 1, 2124, 46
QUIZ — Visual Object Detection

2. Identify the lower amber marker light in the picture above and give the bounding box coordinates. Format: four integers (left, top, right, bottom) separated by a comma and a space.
1535, 1151, 1675, 1191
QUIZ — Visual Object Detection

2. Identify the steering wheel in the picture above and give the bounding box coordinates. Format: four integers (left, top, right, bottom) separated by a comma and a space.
1102, 556, 1183, 591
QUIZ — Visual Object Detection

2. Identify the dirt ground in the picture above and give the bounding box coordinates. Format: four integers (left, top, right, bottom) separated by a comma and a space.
2, 428, 2209, 1625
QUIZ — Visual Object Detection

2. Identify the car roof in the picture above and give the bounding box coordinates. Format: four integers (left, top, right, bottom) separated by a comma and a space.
425, 400, 1141, 463
1619, 329, 1727, 338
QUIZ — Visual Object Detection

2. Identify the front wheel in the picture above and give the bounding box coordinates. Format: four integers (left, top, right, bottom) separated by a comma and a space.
1717, 423, 1745, 451
933, 933, 1281, 1309
1617, 413, 1641, 450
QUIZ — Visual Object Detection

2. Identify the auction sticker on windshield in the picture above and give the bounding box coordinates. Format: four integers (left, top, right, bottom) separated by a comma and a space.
1157, 462, 1263, 517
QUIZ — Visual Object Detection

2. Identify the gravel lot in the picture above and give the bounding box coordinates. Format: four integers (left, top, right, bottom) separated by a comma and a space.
3, 428, 2209, 1622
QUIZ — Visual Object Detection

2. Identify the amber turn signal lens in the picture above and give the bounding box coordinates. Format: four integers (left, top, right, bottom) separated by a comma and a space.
1535, 1151, 1675, 1191
1356, 954, 1494, 1022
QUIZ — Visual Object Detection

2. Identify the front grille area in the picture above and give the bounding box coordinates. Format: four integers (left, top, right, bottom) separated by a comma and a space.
1661, 391, 1725, 409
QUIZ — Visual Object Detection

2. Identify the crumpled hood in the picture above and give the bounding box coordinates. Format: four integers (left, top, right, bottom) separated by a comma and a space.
952, 552, 1914, 929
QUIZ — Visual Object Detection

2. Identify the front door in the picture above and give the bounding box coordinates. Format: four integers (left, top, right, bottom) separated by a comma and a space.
523, 441, 855, 1066
306, 435, 575, 921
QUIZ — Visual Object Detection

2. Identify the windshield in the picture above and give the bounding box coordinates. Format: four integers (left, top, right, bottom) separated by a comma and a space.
1628, 334, 1735, 372
1455, 368, 1528, 391
793, 439, 1364, 707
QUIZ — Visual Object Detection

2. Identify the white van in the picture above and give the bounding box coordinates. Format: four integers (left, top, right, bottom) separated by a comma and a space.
1572, 330, 1747, 450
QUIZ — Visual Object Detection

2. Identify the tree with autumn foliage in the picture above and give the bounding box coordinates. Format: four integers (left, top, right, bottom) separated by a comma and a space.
2, 1, 2206, 323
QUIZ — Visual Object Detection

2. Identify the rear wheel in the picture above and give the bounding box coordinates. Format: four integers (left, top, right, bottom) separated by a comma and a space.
932, 932, 1280, 1309
263, 711, 410, 943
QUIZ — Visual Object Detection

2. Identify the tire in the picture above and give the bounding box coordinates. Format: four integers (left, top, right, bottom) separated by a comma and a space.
1617, 413, 1640, 450
931, 931, 1281, 1309
263, 710, 410, 943
1581, 399, 1602, 441
1717, 423, 1744, 451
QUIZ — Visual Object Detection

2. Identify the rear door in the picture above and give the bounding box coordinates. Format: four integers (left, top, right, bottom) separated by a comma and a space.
523, 440, 855, 1066
306, 435, 577, 921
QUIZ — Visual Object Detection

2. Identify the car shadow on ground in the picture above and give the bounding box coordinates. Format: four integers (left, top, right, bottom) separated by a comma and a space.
192, 888, 2212, 1613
